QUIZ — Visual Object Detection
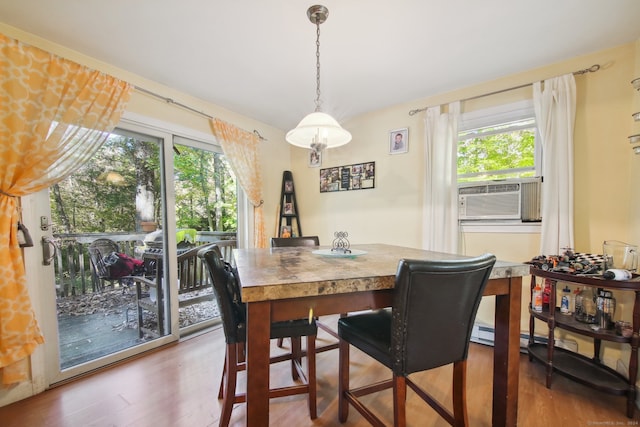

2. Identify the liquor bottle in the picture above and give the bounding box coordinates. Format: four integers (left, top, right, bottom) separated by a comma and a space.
560, 286, 572, 314
533, 282, 543, 313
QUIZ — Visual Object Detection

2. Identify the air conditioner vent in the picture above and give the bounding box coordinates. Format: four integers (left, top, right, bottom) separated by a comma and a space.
488, 183, 520, 193
458, 177, 542, 221
459, 185, 487, 195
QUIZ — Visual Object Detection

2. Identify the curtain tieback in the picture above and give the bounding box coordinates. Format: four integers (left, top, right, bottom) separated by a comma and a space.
0, 189, 18, 198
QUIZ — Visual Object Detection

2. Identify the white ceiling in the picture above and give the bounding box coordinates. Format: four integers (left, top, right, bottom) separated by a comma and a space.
1, 1, 640, 131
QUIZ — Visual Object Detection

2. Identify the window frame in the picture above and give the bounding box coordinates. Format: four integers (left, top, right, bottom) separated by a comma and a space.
457, 100, 543, 232
121, 111, 249, 247
458, 99, 542, 181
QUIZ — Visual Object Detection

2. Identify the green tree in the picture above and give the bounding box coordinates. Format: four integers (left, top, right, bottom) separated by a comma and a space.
51, 134, 237, 235
458, 128, 535, 181
173, 144, 237, 232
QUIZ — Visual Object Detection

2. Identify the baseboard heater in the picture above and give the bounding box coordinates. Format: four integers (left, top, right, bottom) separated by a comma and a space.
470, 323, 578, 353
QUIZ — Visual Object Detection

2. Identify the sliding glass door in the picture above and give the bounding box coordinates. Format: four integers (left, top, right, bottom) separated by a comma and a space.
27, 119, 242, 386
38, 124, 178, 385
172, 136, 237, 335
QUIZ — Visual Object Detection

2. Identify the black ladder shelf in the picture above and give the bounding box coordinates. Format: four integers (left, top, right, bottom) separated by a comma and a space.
278, 170, 302, 238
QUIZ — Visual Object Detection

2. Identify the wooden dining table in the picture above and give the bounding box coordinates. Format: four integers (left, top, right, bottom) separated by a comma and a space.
234, 243, 529, 426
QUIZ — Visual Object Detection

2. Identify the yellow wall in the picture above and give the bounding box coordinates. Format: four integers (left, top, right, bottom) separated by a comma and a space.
0, 23, 290, 405
293, 42, 637, 253
2, 21, 640, 402
0, 23, 291, 240
291, 42, 639, 370
631, 40, 640, 246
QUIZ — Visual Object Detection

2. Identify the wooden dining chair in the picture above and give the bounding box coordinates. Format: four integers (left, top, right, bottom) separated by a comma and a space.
270, 236, 340, 353
198, 245, 318, 427
337, 254, 496, 427
270, 236, 320, 248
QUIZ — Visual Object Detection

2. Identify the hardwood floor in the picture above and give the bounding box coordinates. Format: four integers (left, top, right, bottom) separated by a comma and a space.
2, 316, 639, 426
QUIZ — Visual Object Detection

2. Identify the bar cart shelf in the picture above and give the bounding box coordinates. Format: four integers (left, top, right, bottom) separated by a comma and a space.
528, 267, 640, 418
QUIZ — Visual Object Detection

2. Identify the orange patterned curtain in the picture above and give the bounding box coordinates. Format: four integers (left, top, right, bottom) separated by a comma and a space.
210, 119, 266, 248
0, 33, 132, 384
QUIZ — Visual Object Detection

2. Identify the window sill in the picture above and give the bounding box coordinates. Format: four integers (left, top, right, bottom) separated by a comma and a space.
460, 221, 541, 234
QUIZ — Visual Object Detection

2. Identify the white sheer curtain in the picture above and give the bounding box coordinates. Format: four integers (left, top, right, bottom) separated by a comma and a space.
533, 74, 576, 255
422, 101, 460, 253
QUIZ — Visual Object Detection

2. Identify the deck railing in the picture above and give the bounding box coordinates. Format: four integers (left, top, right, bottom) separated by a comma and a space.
52, 231, 236, 297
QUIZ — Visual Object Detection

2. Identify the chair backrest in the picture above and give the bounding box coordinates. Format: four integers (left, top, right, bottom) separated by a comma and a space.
215, 239, 237, 264
391, 253, 496, 376
88, 238, 120, 279
198, 245, 246, 344
177, 243, 213, 293
177, 240, 236, 294
270, 236, 320, 247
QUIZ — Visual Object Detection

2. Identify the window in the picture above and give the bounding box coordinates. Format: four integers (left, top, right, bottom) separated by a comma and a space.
457, 100, 543, 228
458, 100, 540, 182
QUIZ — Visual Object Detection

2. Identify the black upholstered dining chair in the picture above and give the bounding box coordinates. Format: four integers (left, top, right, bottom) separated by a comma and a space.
198, 245, 318, 427
337, 253, 496, 427
270, 235, 320, 248
270, 236, 340, 353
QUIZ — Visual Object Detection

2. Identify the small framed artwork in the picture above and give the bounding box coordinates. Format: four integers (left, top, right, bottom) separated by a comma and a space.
284, 180, 294, 193
283, 202, 294, 215
309, 150, 322, 167
389, 128, 408, 154
280, 225, 292, 238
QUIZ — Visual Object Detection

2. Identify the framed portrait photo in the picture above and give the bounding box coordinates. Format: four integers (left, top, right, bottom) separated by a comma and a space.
308, 149, 322, 167
284, 180, 293, 193
389, 128, 408, 154
283, 202, 294, 215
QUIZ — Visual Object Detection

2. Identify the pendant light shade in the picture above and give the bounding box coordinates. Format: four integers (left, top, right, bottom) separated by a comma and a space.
286, 112, 352, 151
286, 5, 351, 152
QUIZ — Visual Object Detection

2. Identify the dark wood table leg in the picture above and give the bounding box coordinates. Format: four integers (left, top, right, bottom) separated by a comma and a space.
246, 301, 271, 427
492, 277, 522, 427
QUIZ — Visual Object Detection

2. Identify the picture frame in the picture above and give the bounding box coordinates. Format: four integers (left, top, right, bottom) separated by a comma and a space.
320, 161, 375, 193
309, 150, 322, 167
284, 180, 294, 193
283, 202, 294, 215
280, 225, 292, 238
389, 127, 408, 154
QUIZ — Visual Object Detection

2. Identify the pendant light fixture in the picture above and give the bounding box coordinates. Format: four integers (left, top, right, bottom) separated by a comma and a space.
285, 5, 352, 152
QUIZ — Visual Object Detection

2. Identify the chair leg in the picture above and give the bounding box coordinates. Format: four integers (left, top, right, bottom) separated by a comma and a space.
306, 334, 317, 419
393, 374, 407, 427
219, 343, 238, 427
218, 353, 227, 399
238, 341, 246, 363
452, 360, 469, 427
290, 336, 302, 381
277, 337, 285, 348
338, 336, 350, 423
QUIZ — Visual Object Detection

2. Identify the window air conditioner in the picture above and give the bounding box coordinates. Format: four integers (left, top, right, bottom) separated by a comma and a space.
458, 177, 542, 221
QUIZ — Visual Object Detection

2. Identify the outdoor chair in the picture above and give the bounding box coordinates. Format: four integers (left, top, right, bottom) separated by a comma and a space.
198, 245, 318, 426
88, 238, 142, 292
337, 254, 496, 427
270, 236, 339, 354
175, 240, 237, 307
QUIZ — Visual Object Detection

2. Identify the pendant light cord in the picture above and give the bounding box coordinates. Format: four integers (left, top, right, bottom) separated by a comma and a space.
314, 21, 322, 113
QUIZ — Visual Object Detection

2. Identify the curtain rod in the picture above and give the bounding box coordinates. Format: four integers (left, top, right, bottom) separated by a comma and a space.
134, 85, 268, 141
408, 64, 601, 116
